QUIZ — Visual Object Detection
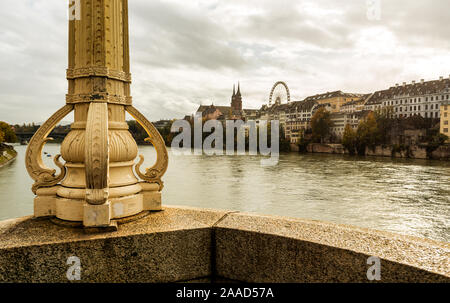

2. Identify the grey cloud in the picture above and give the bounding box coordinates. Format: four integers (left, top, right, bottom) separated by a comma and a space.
129, 1, 248, 70
0, 0, 449, 124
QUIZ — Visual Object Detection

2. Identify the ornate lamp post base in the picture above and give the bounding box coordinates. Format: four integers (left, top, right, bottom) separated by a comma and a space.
25, 0, 168, 230
34, 183, 161, 225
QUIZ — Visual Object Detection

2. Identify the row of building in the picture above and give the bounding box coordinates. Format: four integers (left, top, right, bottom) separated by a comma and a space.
195, 76, 450, 144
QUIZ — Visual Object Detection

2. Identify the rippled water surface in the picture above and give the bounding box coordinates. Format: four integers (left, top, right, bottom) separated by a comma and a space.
1, 144, 449, 242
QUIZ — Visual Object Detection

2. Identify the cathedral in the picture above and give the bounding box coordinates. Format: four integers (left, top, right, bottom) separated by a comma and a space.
231, 83, 243, 112
196, 83, 258, 121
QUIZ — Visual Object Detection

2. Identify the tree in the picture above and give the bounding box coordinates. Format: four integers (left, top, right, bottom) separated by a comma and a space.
310, 107, 333, 143
278, 125, 291, 152
0, 122, 17, 143
0, 130, 4, 143
297, 132, 310, 153
356, 112, 378, 154
342, 124, 357, 155
374, 109, 394, 145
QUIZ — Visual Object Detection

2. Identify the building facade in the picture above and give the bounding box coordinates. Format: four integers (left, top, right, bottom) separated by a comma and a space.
365, 77, 450, 119
304, 91, 365, 113
441, 102, 450, 142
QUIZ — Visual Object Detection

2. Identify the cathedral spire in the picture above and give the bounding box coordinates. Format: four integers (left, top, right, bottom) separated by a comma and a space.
230, 81, 243, 112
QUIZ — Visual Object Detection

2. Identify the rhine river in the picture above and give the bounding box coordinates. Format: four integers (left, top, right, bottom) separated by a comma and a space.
1, 144, 449, 242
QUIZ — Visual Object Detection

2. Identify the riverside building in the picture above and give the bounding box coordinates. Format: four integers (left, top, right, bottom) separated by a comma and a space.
441, 101, 450, 141
193, 76, 450, 143
364, 76, 450, 119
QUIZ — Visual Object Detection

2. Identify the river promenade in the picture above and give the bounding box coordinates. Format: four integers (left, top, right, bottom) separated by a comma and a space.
300, 143, 450, 160
0, 144, 17, 168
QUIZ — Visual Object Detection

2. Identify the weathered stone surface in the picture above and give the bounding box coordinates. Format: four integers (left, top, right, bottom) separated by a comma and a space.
432, 145, 450, 160
365, 146, 392, 157
0, 206, 448, 283
0, 206, 230, 282
305, 142, 450, 160
215, 212, 450, 283
307, 143, 344, 154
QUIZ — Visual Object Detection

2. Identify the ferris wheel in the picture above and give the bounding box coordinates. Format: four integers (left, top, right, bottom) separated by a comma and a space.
269, 81, 290, 106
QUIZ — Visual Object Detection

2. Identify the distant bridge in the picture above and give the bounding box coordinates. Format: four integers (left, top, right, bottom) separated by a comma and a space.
15, 132, 68, 142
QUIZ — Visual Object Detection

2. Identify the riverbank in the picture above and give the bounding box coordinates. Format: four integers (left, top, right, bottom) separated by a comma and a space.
0, 144, 17, 168
292, 143, 450, 160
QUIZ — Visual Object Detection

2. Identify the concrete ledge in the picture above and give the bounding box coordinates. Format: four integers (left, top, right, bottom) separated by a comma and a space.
0, 206, 448, 282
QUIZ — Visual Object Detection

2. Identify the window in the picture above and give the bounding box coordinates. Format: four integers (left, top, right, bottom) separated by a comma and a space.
444, 128, 449, 133
445, 121, 449, 125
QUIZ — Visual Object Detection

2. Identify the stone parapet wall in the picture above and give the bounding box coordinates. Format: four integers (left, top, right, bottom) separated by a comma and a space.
432, 145, 450, 160
307, 143, 345, 154
0, 206, 448, 283
306, 143, 450, 160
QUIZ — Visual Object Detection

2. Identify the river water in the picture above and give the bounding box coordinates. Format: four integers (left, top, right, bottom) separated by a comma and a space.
0, 144, 449, 242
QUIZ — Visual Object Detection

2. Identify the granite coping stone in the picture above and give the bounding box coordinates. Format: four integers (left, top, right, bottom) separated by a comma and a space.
0, 206, 232, 282
0, 206, 232, 250
215, 212, 450, 281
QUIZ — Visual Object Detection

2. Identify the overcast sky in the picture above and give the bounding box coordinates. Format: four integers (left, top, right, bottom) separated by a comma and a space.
1, 0, 449, 124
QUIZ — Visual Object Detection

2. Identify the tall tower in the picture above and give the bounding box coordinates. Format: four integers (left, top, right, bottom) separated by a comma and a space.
231, 82, 242, 111
25, 0, 168, 229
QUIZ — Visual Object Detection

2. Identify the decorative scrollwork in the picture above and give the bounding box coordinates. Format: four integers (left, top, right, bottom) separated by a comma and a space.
85, 102, 109, 205
126, 105, 168, 191
25, 105, 74, 194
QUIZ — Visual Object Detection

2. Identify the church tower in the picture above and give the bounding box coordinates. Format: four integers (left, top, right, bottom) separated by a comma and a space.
231, 82, 242, 111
